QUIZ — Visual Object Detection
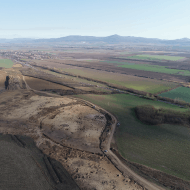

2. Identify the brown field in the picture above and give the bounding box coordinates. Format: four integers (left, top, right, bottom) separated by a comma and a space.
24, 76, 72, 91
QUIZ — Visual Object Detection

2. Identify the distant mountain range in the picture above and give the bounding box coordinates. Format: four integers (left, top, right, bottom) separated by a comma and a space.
1, 35, 190, 45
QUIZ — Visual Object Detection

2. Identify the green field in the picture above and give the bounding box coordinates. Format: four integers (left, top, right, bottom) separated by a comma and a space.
75, 94, 190, 181
159, 87, 190, 103
0, 59, 14, 68
119, 54, 185, 61
59, 68, 178, 94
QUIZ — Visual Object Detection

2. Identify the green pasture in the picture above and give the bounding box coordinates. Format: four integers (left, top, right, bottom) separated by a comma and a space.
0, 59, 14, 68
119, 54, 185, 61
159, 87, 190, 103
75, 93, 190, 181
59, 68, 178, 94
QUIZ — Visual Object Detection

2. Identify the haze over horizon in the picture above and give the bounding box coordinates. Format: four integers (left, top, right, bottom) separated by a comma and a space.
1, 0, 190, 40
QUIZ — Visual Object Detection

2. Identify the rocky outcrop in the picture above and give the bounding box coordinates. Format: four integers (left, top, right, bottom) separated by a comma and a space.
5, 75, 26, 90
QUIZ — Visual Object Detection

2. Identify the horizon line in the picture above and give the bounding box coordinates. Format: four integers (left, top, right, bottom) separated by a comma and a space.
0, 34, 189, 41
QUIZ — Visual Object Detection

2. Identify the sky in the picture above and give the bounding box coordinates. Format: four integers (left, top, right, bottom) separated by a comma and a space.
0, 0, 190, 39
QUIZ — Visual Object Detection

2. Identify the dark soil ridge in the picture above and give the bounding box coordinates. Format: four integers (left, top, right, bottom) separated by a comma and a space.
135, 105, 190, 126
111, 148, 190, 190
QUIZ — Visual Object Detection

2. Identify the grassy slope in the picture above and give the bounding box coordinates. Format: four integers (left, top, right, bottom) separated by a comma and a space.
75, 94, 190, 181
60, 68, 178, 94
0, 59, 14, 68
120, 54, 185, 61
159, 87, 190, 103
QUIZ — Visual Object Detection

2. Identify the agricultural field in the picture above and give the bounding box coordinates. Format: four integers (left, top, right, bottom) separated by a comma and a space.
159, 86, 190, 103
58, 67, 178, 94
119, 54, 185, 61
117, 63, 190, 76
31, 58, 190, 84
24, 76, 72, 91
0, 59, 14, 68
76, 93, 190, 181
43, 69, 108, 88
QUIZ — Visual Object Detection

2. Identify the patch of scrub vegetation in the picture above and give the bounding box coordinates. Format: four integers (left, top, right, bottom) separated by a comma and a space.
120, 54, 185, 61
135, 104, 190, 125
75, 93, 190, 181
0, 59, 14, 68
159, 87, 190, 103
